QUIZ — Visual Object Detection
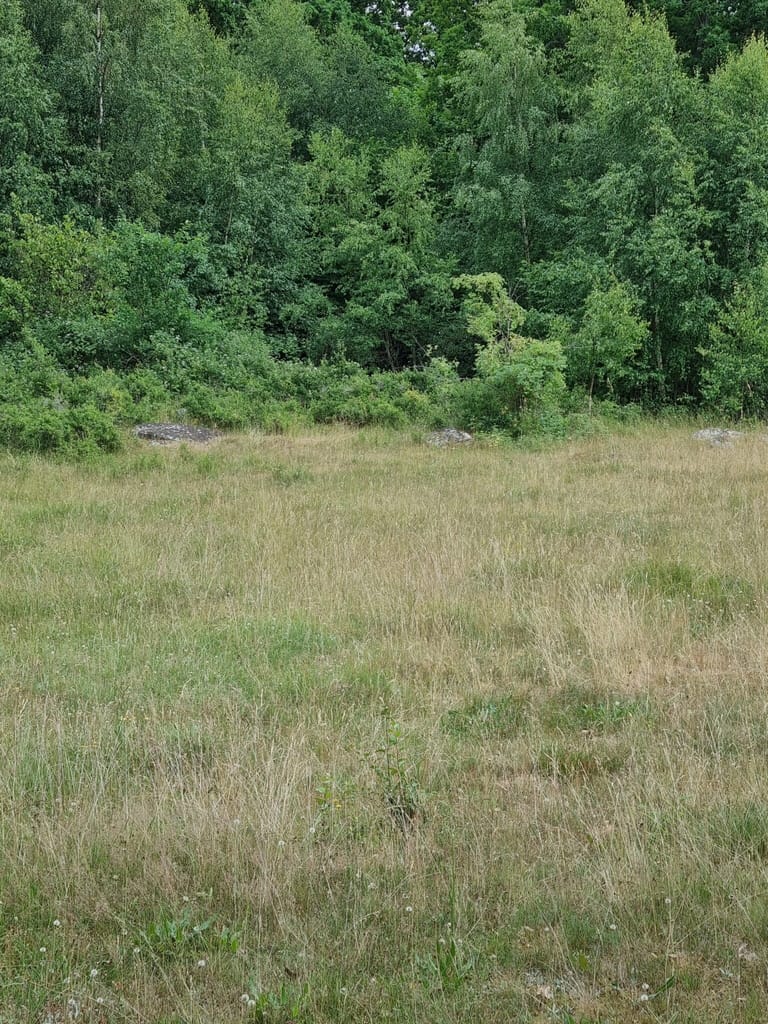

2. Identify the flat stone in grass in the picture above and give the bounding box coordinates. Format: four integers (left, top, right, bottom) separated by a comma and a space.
133, 423, 222, 444
692, 427, 744, 447
425, 427, 473, 448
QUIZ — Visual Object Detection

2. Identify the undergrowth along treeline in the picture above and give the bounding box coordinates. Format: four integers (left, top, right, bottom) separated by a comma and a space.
4, 0, 768, 451
0, 221, 578, 453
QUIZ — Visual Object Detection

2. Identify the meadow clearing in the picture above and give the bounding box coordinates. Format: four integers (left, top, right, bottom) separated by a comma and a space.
1, 424, 768, 1023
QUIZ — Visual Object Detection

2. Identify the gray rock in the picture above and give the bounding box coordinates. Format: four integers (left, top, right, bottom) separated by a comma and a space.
692, 427, 744, 447
134, 423, 221, 444
425, 427, 473, 448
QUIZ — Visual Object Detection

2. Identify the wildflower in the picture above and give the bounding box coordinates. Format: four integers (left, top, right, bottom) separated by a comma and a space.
641, 983, 650, 991
95, 998, 105, 1006
664, 897, 672, 906
90, 968, 99, 979
39, 947, 47, 954
133, 946, 141, 954
404, 905, 413, 913
277, 840, 285, 848
609, 923, 617, 931
196, 959, 207, 968
247, 999, 256, 1009
241, 994, 250, 1004
53, 919, 61, 928
639, 993, 650, 1002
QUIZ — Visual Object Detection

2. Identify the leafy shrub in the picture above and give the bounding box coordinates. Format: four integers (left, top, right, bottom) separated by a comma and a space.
454, 337, 566, 435
0, 276, 31, 344
701, 265, 768, 418
0, 399, 120, 454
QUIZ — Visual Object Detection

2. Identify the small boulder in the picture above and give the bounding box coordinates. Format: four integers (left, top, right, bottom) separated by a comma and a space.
134, 423, 221, 444
425, 427, 473, 448
692, 427, 744, 447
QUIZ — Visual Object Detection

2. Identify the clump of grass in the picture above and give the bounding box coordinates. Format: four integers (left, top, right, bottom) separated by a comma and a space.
624, 558, 755, 624
712, 803, 768, 860
534, 740, 629, 780
543, 685, 650, 732
443, 693, 527, 739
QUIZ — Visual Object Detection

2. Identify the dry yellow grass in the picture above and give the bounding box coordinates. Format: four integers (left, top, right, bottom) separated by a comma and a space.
1, 423, 768, 1022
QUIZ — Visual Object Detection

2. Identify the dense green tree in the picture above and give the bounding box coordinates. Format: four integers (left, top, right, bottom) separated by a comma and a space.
537, 0, 714, 398
702, 264, 768, 417
628, 0, 768, 74
0, 0, 60, 217
566, 279, 649, 401
452, 1, 558, 283
706, 37, 768, 279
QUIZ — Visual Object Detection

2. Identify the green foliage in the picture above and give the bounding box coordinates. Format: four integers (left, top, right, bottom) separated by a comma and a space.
0, 0, 60, 216
418, 930, 477, 994
624, 558, 755, 625
0, 277, 31, 344
243, 981, 310, 1023
567, 280, 649, 400
4, 0, 768, 447
712, 803, 768, 859
142, 909, 214, 960
449, 272, 566, 433
462, 333, 566, 435
0, 342, 121, 454
544, 687, 649, 732
443, 694, 526, 740
375, 713, 424, 833
702, 265, 768, 418
452, 272, 525, 347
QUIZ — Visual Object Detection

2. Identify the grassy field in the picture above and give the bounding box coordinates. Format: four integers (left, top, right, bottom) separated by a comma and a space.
2, 423, 768, 1023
